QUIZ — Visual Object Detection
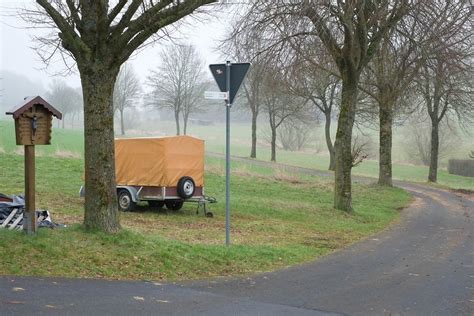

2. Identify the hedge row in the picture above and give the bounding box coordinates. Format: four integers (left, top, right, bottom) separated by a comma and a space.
448, 159, 474, 178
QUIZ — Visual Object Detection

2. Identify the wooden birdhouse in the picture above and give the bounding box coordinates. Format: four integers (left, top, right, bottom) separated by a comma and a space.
6, 96, 62, 145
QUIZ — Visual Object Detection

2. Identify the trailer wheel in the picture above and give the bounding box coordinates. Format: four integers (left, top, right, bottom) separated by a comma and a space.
177, 176, 195, 199
117, 189, 136, 212
148, 200, 165, 209
165, 200, 184, 211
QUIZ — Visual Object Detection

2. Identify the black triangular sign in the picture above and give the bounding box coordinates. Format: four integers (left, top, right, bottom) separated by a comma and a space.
229, 63, 250, 104
209, 62, 251, 104
209, 64, 227, 93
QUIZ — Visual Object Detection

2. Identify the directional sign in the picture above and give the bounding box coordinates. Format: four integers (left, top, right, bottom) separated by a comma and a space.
204, 91, 228, 100
209, 62, 250, 104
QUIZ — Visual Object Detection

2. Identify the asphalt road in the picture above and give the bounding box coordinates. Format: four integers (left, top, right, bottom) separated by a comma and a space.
1, 159, 473, 315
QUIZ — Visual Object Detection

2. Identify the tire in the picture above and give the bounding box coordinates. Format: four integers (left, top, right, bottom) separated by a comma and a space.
165, 200, 184, 211
148, 200, 165, 209
177, 176, 195, 199
117, 189, 136, 212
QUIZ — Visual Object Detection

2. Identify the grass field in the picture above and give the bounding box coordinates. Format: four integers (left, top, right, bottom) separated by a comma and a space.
0, 120, 412, 281
2, 119, 472, 190
137, 120, 474, 190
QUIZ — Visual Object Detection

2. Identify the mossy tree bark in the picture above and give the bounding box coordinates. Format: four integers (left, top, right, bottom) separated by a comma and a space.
428, 119, 440, 183
334, 69, 358, 211
81, 65, 121, 232
378, 101, 393, 186
250, 110, 258, 158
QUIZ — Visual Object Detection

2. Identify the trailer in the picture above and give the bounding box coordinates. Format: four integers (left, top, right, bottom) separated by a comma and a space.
80, 136, 214, 216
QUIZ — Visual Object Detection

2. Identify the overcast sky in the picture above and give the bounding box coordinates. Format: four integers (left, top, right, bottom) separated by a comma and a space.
0, 1, 232, 92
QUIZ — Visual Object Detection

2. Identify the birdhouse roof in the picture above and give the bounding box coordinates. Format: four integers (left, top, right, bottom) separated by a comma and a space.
6, 96, 63, 119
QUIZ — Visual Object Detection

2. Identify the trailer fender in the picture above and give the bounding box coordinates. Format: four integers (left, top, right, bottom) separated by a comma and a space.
116, 186, 140, 203
80, 186, 139, 203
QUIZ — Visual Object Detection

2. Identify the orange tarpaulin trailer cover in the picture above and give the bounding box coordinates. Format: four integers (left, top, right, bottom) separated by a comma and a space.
115, 136, 204, 187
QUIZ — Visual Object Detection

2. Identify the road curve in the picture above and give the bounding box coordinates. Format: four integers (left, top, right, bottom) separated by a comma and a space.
186, 182, 474, 315
0, 156, 472, 315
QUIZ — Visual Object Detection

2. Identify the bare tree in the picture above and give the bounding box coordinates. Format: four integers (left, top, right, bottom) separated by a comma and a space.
69, 87, 84, 129
414, 0, 473, 182
262, 67, 307, 162
114, 64, 141, 136
288, 52, 339, 171
278, 118, 313, 152
351, 134, 372, 168
147, 43, 206, 135
222, 26, 267, 158
181, 78, 207, 136
403, 115, 460, 166
242, 61, 266, 158
46, 79, 82, 129
359, 11, 427, 186
21, 0, 217, 232
233, 0, 409, 211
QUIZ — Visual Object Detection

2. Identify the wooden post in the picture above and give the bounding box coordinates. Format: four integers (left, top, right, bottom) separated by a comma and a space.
24, 145, 36, 234
6, 96, 63, 235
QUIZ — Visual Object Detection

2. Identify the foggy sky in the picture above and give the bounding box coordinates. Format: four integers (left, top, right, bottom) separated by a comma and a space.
0, 0, 231, 105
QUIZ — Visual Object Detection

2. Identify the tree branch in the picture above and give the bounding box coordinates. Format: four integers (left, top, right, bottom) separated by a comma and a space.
108, 0, 128, 26
36, 0, 89, 58
303, 5, 342, 66
119, 0, 216, 63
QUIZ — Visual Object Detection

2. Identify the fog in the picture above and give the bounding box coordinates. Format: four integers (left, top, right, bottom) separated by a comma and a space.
0, 1, 472, 170
0, 0, 230, 115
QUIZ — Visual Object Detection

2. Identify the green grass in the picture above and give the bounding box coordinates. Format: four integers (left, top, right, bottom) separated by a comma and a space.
0, 226, 317, 280
2, 119, 471, 190
133, 120, 473, 190
0, 120, 84, 156
3, 118, 458, 281
0, 150, 410, 281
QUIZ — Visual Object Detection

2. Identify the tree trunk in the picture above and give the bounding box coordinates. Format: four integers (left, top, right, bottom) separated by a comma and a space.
80, 66, 121, 233
334, 72, 358, 212
250, 109, 258, 158
378, 102, 393, 186
71, 112, 76, 129
271, 127, 277, 162
174, 110, 180, 135
120, 109, 125, 135
183, 113, 188, 135
62, 114, 65, 129
428, 120, 439, 182
324, 112, 335, 171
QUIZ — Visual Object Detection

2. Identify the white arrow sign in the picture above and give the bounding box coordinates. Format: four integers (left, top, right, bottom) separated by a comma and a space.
204, 91, 228, 100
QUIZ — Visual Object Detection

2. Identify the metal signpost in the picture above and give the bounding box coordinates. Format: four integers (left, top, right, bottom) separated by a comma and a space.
207, 61, 250, 246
